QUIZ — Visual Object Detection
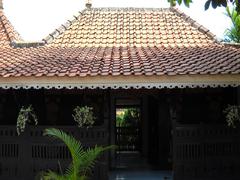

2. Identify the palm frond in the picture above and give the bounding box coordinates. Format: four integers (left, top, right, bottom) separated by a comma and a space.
41, 170, 66, 180
42, 128, 115, 180
79, 145, 116, 175
44, 128, 85, 179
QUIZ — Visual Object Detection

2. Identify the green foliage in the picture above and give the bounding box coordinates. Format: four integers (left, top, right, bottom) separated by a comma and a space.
204, 0, 240, 14
167, 0, 240, 14
224, 105, 240, 128
116, 112, 125, 127
41, 128, 115, 180
16, 105, 38, 135
167, 0, 192, 7
123, 108, 140, 126
204, 0, 228, 10
225, 6, 240, 43
72, 106, 95, 128
116, 108, 140, 127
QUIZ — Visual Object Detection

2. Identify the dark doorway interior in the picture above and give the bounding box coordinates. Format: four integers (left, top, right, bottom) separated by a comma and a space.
112, 96, 172, 171
110, 96, 173, 180
115, 106, 147, 169
116, 107, 141, 152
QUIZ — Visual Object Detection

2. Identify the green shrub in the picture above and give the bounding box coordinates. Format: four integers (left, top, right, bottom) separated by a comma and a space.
16, 105, 38, 135
72, 106, 95, 128
224, 105, 240, 128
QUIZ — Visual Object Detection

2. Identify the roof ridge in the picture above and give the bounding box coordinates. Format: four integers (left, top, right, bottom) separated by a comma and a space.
89, 7, 170, 11
170, 7, 218, 42
43, 9, 87, 44
11, 41, 45, 48
0, 10, 22, 45
222, 42, 240, 49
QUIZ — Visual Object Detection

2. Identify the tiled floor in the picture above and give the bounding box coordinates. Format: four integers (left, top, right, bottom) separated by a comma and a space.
109, 151, 173, 180
109, 170, 173, 180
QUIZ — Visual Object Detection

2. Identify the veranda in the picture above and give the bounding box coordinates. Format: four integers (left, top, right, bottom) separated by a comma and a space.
0, 87, 239, 180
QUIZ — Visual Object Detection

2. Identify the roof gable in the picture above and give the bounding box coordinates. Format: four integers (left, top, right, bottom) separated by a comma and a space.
0, 6, 239, 89
44, 7, 216, 47
0, 10, 22, 47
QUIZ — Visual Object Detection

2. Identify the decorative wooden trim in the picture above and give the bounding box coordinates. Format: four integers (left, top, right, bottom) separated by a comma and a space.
0, 74, 239, 89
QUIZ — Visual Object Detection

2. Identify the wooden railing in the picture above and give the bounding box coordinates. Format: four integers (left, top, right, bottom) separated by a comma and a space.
0, 126, 108, 180
173, 124, 240, 180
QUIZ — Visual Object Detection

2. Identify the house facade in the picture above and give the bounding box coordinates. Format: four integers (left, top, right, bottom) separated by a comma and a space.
0, 1, 240, 180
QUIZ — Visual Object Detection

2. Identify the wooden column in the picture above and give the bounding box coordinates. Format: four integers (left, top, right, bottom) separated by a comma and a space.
157, 96, 171, 169
168, 95, 181, 180
141, 95, 149, 157
103, 91, 110, 128
109, 90, 116, 168
238, 87, 240, 105
44, 96, 60, 125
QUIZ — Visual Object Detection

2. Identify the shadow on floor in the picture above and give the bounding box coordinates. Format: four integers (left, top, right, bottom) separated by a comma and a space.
109, 170, 173, 180
109, 151, 173, 180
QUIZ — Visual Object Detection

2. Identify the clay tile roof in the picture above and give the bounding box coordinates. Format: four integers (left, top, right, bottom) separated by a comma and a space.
44, 7, 216, 47
0, 10, 22, 47
0, 44, 239, 78
0, 7, 239, 82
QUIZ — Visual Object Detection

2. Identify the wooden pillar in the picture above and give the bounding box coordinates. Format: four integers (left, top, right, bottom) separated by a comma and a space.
103, 91, 110, 129
44, 96, 60, 125
157, 96, 171, 169
238, 87, 240, 105
0, 97, 6, 123
168, 95, 180, 180
141, 95, 149, 157
109, 90, 116, 168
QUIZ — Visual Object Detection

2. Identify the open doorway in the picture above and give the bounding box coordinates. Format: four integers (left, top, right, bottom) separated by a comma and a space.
111, 97, 173, 168
116, 107, 141, 152
115, 107, 145, 169
110, 97, 173, 179
115, 106, 148, 169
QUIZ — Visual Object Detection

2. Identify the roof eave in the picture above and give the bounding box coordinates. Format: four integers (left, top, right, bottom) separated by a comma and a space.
0, 74, 239, 89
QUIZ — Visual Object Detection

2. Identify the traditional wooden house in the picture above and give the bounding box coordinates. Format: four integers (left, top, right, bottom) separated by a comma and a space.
0, 1, 240, 180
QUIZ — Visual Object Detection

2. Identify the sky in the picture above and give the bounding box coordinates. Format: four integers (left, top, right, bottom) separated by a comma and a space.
3, 0, 232, 41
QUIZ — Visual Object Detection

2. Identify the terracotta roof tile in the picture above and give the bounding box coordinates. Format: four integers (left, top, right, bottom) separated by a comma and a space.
0, 10, 22, 47
0, 44, 239, 77
44, 8, 215, 47
0, 7, 239, 78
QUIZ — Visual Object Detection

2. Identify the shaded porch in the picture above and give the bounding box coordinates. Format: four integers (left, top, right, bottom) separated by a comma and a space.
0, 87, 238, 179
0, 125, 108, 180
0, 89, 110, 180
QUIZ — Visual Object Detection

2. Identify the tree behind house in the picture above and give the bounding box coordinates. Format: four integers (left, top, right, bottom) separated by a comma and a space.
225, 6, 240, 43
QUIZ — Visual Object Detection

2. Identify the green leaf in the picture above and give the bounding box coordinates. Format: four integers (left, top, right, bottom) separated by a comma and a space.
212, 0, 218, 9
224, 7, 240, 43
204, 0, 211, 10
183, 0, 192, 7
168, 0, 192, 7
177, 0, 182, 5
41, 128, 115, 180
221, 0, 227, 7
226, 6, 231, 17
